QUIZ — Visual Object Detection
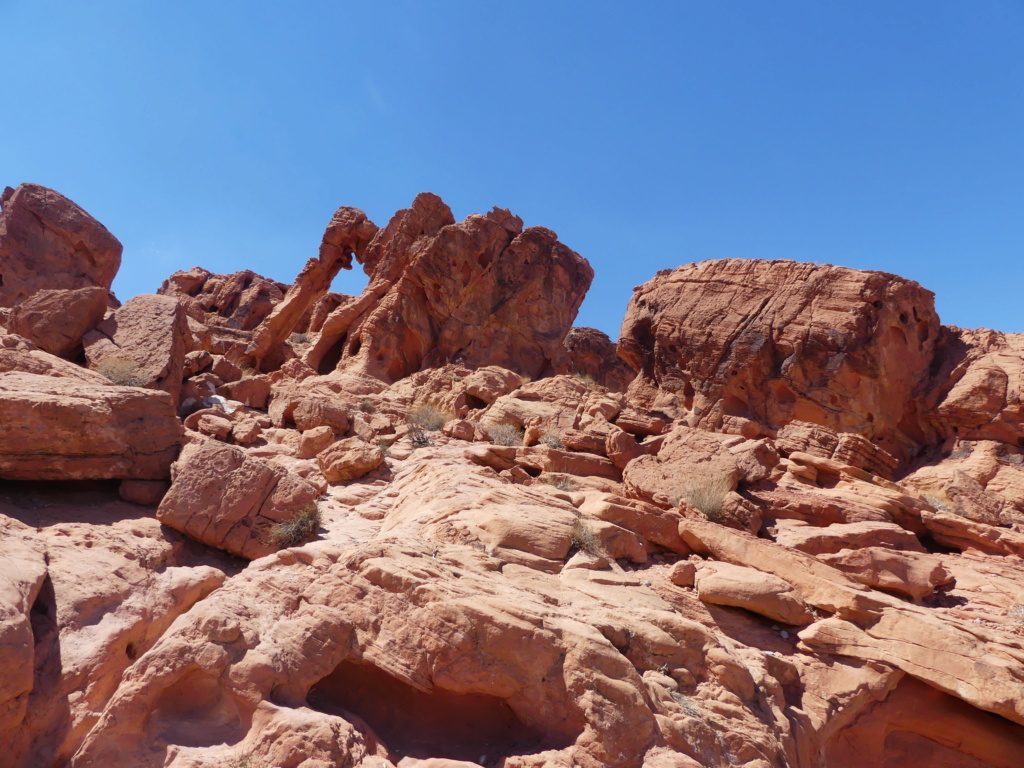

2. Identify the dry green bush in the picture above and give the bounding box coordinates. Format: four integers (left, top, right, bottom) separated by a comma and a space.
408, 403, 453, 431
96, 357, 148, 387
358, 398, 376, 414
289, 332, 309, 344
487, 423, 524, 446
268, 502, 322, 549
677, 472, 733, 523
569, 516, 602, 556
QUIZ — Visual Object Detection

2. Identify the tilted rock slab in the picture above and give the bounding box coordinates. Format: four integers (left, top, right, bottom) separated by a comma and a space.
0, 371, 181, 480
83, 294, 191, 406
157, 437, 321, 559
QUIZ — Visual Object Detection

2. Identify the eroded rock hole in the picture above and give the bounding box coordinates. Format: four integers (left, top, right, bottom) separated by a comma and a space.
465, 394, 488, 410
149, 670, 251, 748
307, 660, 554, 763
317, 333, 347, 374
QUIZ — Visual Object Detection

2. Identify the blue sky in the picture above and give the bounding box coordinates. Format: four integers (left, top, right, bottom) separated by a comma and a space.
3, 1, 1023, 338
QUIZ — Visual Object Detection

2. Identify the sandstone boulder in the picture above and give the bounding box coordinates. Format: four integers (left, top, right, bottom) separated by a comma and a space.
0, 183, 121, 307
926, 326, 1024, 446
618, 259, 940, 462
0, 333, 113, 383
83, 294, 191, 405
5, 287, 110, 358
556, 326, 635, 393
157, 438, 321, 559
317, 437, 385, 482
248, 206, 378, 369
0, 371, 180, 480
816, 547, 951, 601
772, 520, 926, 556
694, 560, 813, 625
157, 267, 287, 330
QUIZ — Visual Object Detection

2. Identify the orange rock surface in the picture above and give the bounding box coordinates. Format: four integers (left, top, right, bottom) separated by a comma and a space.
2, 184, 1024, 768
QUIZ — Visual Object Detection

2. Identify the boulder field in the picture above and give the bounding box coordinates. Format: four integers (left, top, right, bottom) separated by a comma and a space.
2, 182, 1024, 768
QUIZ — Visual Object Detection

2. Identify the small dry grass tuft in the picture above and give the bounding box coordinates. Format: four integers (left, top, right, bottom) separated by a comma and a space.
677, 471, 733, 522
408, 403, 453, 432
96, 357, 148, 387
358, 398, 376, 414
539, 431, 564, 450
487, 423, 524, 447
289, 332, 309, 344
572, 372, 601, 390
1009, 604, 1024, 625
569, 516, 603, 556
545, 475, 575, 492
268, 502, 322, 549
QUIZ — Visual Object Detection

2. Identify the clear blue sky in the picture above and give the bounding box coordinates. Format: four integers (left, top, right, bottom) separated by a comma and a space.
3, 1, 1023, 338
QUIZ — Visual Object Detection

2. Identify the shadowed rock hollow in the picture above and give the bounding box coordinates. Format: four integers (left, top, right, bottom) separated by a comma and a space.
2, 183, 1024, 768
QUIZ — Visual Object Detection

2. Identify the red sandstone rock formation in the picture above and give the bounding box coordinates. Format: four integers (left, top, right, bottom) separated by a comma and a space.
0, 183, 122, 308
4, 185, 1024, 768
618, 259, 941, 461
305, 192, 593, 382
158, 267, 288, 331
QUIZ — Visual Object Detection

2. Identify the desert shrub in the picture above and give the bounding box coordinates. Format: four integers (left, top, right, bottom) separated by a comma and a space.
544, 475, 575, 492
678, 472, 733, 522
572, 372, 600, 390
487, 422, 524, 446
1009, 604, 1024, 625
358, 398, 376, 414
923, 494, 952, 513
96, 357, 148, 387
269, 501, 322, 549
569, 516, 602, 556
539, 431, 564, 450
407, 426, 433, 447
408, 403, 452, 431
377, 438, 392, 457
289, 331, 309, 344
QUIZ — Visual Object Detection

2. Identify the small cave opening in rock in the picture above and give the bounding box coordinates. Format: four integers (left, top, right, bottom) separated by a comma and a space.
306, 660, 555, 764
465, 393, 488, 410
316, 333, 347, 374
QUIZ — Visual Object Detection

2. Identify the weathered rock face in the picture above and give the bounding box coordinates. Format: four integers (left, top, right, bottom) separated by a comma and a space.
0, 371, 181, 480
306, 193, 594, 382
0, 183, 122, 308
557, 326, 636, 393
6, 287, 110, 358
247, 206, 378, 370
926, 326, 1024, 447
83, 294, 191, 405
157, 267, 287, 330
619, 259, 940, 461
5, 180, 1024, 768
157, 438, 320, 560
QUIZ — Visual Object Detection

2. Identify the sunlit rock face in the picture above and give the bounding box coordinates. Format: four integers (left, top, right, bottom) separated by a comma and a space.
2, 183, 1024, 768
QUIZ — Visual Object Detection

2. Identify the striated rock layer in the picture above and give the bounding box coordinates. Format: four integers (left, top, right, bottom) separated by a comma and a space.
3, 183, 1024, 768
